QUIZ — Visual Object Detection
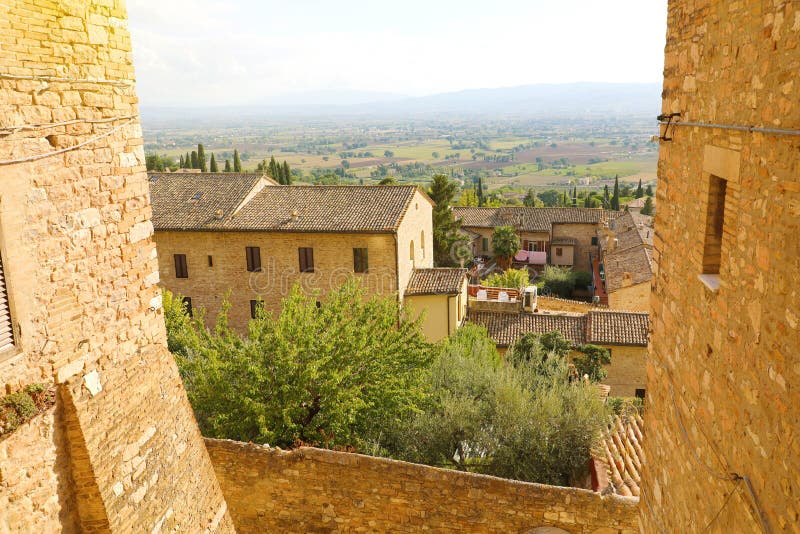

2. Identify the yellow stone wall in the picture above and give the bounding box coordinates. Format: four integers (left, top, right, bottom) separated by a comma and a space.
643, 2, 800, 531
598, 345, 646, 398
551, 223, 598, 272
0, 2, 233, 531
396, 189, 435, 293
206, 440, 640, 533
155, 230, 400, 331
607, 282, 650, 311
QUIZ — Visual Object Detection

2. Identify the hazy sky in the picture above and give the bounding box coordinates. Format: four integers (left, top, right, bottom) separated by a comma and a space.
127, 0, 668, 107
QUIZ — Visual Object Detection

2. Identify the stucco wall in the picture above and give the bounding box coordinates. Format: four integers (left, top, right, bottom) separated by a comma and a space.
206, 440, 640, 534
396, 189, 435, 296
551, 223, 598, 272
0, 2, 232, 531
643, 1, 800, 531
405, 294, 450, 342
155, 230, 399, 331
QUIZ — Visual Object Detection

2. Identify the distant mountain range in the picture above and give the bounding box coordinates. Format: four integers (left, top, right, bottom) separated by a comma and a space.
140, 82, 661, 124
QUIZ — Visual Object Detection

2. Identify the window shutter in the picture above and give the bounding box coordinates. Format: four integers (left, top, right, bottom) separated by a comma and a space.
0, 253, 14, 353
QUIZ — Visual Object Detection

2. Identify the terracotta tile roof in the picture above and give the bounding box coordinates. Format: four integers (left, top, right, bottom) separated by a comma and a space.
467, 310, 587, 347
150, 173, 424, 233
604, 247, 653, 293
587, 311, 649, 346
149, 173, 267, 231
466, 309, 649, 348
452, 207, 621, 233
592, 413, 645, 497
405, 268, 468, 296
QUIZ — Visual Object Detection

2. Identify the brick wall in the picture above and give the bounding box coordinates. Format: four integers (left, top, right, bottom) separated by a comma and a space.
205, 440, 640, 534
0, 2, 233, 531
643, 1, 800, 531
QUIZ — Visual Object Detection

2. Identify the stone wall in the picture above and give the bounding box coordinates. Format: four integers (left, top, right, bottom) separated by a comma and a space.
644, 1, 800, 531
0, 1, 233, 531
155, 230, 400, 331
607, 282, 649, 312
551, 223, 599, 272
396, 189, 435, 300
538, 296, 606, 314
206, 440, 640, 534
599, 345, 646, 398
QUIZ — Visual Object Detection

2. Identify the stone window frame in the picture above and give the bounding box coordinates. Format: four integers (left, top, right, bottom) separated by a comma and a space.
174, 254, 188, 279
353, 248, 369, 273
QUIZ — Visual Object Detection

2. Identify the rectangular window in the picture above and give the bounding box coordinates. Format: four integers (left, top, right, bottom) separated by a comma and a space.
635, 389, 646, 400
353, 248, 368, 273
482, 238, 489, 252
250, 299, 263, 319
591, 236, 598, 246
246, 246, 261, 272
702, 175, 727, 275
174, 254, 188, 278
207, 255, 213, 267
182, 296, 193, 317
299, 247, 314, 273
556, 247, 563, 257
527, 242, 537, 252
0, 252, 15, 353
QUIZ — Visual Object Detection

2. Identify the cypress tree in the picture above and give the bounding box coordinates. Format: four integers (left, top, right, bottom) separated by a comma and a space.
224, 159, 231, 172
603, 184, 610, 208
645, 184, 654, 196
635, 178, 644, 198
267, 156, 279, 182
184, 152, 191, 168
210, 153, 218, 173
233, 150, 242, 172
476, 177, 484, 206
191, 151, 198, 169
198, 144, 207, 172
611, 175, 620, 211
282, 161, 291, 185
179, 154, 184, 168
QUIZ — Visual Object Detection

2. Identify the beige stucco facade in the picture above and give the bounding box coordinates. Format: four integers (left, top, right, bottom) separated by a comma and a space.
405, 279, 468, 342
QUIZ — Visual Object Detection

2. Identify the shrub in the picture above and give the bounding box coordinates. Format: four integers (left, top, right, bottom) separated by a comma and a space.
481, 268, 530, 289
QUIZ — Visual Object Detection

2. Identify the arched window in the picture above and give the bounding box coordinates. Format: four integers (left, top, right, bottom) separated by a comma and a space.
409, 240, 415, 263
420, 231, 425, 258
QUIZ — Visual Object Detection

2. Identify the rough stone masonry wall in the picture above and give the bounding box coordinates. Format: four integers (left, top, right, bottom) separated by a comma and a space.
206, 440, 640, 534
0, 1, 233, 532
643, 1, 800, 531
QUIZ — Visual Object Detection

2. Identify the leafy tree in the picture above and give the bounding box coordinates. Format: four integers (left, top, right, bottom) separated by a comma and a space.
224, 159, 232, 172
197, 144, 207, 172
233, 149, 242, 172
428, 174, 466, 267
481, 268, 529, 289
641, 196, 655, 215
209, 153, 218, 173
378, 176, 398, 185
384, 150, 394, 158
145, 153, 175, 171
611, 175, 620, 210
431, 151, 439, 159
523, 189, 537, 207
537, 189, 560, 207
645, 183, 654, 196
491, 226, 520, 269
166, 281, 432, 449
315, 173, 340, 185
635, 178, 643, 198
540, 265, 576, 298
573, 344, 611, 381
457, 188, 479, 206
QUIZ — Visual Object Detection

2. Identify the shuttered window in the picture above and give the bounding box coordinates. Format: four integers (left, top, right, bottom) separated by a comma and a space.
174, 254, 188, 278
0, 252, 14, 353
353, 248, 368, 273
298, 247, 314, 273
246, 247, 261, 272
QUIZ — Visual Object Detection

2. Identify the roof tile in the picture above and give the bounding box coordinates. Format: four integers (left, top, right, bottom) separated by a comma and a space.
405, 268, 468, 296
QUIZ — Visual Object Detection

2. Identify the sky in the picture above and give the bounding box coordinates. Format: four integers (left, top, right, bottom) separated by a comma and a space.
127, 0, 668, 107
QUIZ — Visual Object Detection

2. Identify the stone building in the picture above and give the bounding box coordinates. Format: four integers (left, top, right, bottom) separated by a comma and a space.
453, 206, 620, 272
0, 1, 233, 531
467, 309, 649, 397
594, 211, 654, 311
150, 173, 434, 331
643, 1, 800, 531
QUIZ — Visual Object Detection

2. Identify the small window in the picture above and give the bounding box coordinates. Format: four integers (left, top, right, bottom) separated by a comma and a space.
635, 389, 646, 400
182, 296, 193, 317
528, 242, 538, 252
353, 248, 368, 273
556, 247, 563, 257
702, 175, 727, 275
591, 236, 598, 246
420, 231, 425, 258
482, 238, 489, 252
250, 299, 263, 319
409, 240, 415, 262
299, 247, 314, 273
174, 254, 188, 278
207, 255, 213, 267
0, 251, 15, 354
246, 247, 261, 272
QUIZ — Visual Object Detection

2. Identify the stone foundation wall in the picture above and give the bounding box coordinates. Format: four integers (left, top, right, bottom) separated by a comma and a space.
206, 440, 640, 534
644, 1, 800, 531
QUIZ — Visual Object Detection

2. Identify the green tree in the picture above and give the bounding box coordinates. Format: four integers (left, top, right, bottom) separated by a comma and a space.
645, 183, 654, 196
384, 150, 394, 158
540, 265, 576, 298
179, 154, 184, 168
476, 176, 485, 207
523, 189, 537, 207
573, 344, 611, 382
184, 152, 191, 169
233, 149, 242, 172
635, 178, 643, 198
603, 184, 611, 208
282, 160, 292, 185
481, 268, 529, 289
197, 144, 207, 172
190, 150, 198, 169
378, 176, 398, 185
641, 196, 655, 215
457, 188, 479, 206
167, 281, 432, 449
537, 189, 560, 207
491, 226, 520, 269
209, 153, 218, 173
611, 175, 620, 210
428, 174, 466, 267
224, 159, 232, 172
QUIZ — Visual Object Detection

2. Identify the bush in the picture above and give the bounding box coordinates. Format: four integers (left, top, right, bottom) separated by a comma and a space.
540, 266, 592, 297
573, 270, 593, 289
481, 268, 530, 289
